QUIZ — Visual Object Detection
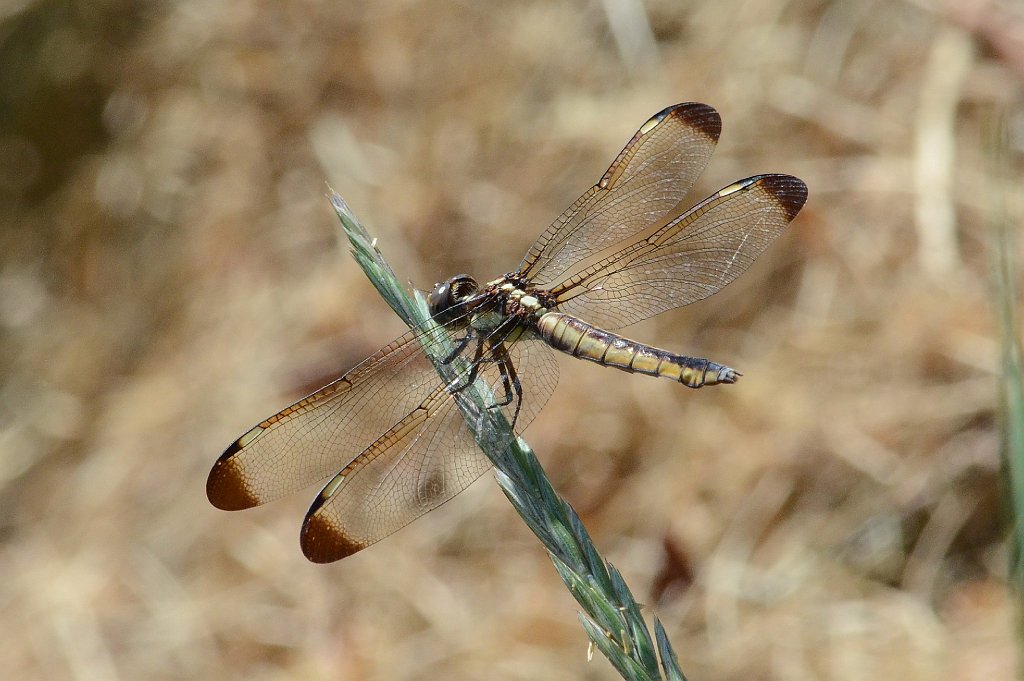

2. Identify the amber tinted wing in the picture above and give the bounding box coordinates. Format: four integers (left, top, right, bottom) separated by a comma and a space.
546, 174, 808, 330
300, 330, 558, 562
206, 322, 474, 511
519, 103, 722, 287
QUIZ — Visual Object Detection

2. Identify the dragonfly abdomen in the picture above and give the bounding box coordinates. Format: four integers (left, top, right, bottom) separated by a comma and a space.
535, 312, 738, 388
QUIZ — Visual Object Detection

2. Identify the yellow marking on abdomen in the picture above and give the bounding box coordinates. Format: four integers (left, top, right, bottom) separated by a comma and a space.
535, 313, 738, 388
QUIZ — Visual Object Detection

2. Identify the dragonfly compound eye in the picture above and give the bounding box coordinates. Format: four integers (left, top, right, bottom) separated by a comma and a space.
428, 274, 478, 323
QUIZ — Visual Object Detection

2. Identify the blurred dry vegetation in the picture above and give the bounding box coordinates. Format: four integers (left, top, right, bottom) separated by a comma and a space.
2, 0, 1023, 679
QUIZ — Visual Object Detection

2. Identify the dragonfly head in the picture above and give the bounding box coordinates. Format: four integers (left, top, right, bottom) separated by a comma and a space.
428, 274, 479, 324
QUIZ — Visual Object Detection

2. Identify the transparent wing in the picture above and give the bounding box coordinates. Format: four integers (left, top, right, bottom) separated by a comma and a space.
519, 102, 722, 287
546, 174, 808, 330
299, 329, 558, 562
207, 320, 472, 511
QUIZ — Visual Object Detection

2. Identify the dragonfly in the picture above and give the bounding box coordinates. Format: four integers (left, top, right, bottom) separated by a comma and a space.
207, 103, 807, 563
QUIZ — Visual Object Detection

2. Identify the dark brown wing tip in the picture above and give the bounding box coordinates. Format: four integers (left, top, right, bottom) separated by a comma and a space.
758, 174, 808, 221
301, 511, 365, 563
664, 102, 722, 142
206, 442, 260, 510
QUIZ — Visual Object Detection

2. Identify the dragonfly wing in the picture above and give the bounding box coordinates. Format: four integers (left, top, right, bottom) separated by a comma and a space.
519, 103, 721, 286
300, 330, 558, 562
207, 321, 479, 511
547, 174, 808, 329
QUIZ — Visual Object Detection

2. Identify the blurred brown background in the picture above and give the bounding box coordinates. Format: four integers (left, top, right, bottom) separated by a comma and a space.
2, 0, 1022, 679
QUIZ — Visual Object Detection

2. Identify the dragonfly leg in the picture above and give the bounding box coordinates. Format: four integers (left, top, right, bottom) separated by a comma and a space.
492, 348, 523, 429
479, 340, 523, 429
445, 330, 487, 394
441, 326, 474, 365
446, 319, 523, 428
490, 359, 515, 409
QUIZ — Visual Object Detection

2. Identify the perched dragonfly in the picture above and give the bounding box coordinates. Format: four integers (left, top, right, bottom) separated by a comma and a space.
207, 103, 807, 562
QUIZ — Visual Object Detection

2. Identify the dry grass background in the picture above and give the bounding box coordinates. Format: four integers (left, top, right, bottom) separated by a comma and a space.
2, 0, 1023, 679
